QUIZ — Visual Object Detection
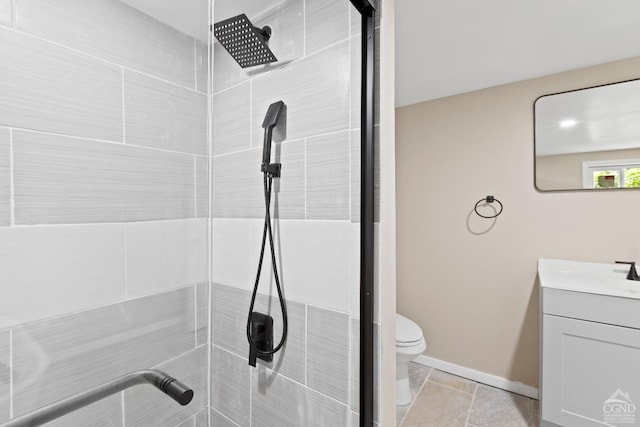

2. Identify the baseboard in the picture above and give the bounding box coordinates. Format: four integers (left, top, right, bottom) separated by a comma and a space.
414, 355, 539, 399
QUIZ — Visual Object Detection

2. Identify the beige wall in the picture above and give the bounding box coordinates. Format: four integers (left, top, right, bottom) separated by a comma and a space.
396, 56, 640, 388
537, 148, 640, 190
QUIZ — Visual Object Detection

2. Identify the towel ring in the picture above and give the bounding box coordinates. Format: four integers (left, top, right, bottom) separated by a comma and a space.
474, 195, 503, 219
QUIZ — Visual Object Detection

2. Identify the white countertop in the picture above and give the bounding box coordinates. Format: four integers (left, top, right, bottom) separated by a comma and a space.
538, 258, 640, 299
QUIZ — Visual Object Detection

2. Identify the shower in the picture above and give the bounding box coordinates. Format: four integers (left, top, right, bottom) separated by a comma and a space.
210, 2, 379, 425
247, 100, 287, 367
0, 0, 379, 426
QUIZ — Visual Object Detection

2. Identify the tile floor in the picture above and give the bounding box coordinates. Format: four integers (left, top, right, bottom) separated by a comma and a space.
397, 363, 539, 427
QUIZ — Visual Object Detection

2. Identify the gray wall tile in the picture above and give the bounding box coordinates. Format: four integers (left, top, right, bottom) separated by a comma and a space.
212, 149, 262, 219
306, 131, 350, 220
0, 128, 9, 226
350, 35, 361, 130
212, 82, 251, 156
210, 408, 240, 427
350, 127, 381, 223
0, 330, 9, 423
306, 0, 350, 54
254, 0, 304, 65
252, 369, 349, 427
125, 347, 208, 427
251, 41, 350, 143
212, 41, 250, 94
350, 7, 360, 37
0, 27, 122, 141
45, 395, 123, 427
196, 156, 209, 218
12, 287, 195, 417
124, 70, 208, 155
177, 416, 196, 427
210, 218, 259, 289
196, 40, 208, 94
13, 130, 195, 224
306, 306, 350, 403
0, 223, 126, 329
196, 282, 209, 347
211, 283, 250, 356
0, 0, 11, 26
125, 219, 208, 299
374, 29, 381, 127
212, 82, 249, 156
212, 140, 305, 219
259, 220, 352, 314
253, 294, 306, 384
271, 140, 306, 219
211, 346, 250, 427
195, 408, 209, 427
16, 0, 197, 88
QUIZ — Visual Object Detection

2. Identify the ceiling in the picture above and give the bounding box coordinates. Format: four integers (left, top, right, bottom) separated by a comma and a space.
395, 0, 640, 107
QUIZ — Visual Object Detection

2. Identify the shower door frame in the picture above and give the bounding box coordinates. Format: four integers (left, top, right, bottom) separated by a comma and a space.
349, 1, 377, 426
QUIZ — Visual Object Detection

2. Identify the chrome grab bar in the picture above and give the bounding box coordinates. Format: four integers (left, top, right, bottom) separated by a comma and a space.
0, 369, 193, 427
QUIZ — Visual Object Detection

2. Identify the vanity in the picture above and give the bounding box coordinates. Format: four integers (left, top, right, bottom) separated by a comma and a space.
539, 259, 640, 427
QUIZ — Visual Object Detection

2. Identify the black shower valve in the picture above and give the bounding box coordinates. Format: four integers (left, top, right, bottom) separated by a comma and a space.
248, 312, 274, 367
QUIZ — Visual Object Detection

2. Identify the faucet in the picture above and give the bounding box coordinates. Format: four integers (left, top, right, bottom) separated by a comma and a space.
615, 261, 640, 281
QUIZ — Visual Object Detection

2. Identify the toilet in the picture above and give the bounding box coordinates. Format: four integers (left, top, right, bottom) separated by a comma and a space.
396, 313, 426, 405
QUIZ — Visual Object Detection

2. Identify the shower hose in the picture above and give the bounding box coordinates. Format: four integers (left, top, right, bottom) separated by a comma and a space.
246, 170, 288, 358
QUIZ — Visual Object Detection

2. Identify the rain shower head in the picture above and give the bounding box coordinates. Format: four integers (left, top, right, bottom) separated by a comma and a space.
213, 14, 278, 68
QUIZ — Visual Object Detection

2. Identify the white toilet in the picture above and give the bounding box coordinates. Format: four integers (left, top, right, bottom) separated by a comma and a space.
396, 313, 426, 406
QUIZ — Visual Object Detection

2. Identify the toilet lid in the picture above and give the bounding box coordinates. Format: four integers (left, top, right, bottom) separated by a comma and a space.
396, 314, 423, 343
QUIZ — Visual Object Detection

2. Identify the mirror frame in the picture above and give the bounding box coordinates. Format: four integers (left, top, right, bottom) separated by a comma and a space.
534, 77, 640, 193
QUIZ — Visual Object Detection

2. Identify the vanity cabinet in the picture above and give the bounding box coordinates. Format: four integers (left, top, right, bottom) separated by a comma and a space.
539, 260, 640, 427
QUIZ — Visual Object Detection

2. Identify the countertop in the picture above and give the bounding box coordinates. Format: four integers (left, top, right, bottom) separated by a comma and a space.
538, 258, 640, 299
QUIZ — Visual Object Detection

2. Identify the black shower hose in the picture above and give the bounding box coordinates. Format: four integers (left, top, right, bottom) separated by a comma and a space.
246, 172, 288, 357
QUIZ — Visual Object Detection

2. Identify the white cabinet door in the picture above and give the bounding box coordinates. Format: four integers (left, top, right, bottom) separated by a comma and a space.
542, 314, 640, 427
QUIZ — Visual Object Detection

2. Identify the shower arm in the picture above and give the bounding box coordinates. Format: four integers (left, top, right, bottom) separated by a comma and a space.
0, 369, 193, 427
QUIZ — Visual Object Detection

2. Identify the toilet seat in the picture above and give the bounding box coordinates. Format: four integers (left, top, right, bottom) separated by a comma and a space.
396, 314, 423, 345
396, 338, 424, 348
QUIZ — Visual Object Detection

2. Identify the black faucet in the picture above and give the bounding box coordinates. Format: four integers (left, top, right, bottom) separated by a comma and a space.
615, 261, 640, 281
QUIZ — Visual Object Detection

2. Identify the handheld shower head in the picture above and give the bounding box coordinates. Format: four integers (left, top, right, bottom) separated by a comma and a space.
262, 100, 285, 130
261, 101, 285, 175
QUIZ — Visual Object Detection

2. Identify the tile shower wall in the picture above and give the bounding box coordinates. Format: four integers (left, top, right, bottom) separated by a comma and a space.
0, 0, 209, 425
210, 0, 381, 425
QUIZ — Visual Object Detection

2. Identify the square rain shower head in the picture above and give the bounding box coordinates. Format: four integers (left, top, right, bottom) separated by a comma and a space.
213, 14, 278, 69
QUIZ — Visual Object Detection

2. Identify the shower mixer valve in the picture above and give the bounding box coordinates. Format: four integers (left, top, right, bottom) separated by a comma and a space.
248, 312, 274, 366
